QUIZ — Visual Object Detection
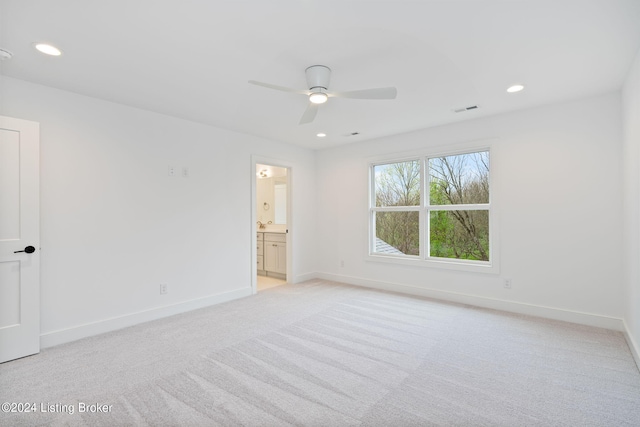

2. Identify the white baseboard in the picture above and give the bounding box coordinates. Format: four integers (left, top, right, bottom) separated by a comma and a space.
40, 287, 252, 349
623, 320, 640, 373
292, 271, 318, 284
316, 272, 625, 331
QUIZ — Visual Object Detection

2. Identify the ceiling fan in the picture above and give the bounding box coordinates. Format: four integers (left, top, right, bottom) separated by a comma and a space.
249, 65, 397, 125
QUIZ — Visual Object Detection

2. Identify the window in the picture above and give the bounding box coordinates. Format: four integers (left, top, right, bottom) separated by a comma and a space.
370, 149, 493, 271
372, 160, 421, 256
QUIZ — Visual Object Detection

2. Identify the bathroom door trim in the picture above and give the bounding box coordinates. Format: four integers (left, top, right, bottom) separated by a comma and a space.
250, 155, 293, 294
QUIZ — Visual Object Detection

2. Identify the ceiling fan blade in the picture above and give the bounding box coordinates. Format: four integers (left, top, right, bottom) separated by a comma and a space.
248, 80, 310, 95
299, 103, 319, 125
329, 87, 397, 100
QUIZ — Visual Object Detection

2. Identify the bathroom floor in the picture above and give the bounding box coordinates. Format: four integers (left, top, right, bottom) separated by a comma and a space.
257, 275, 287, 291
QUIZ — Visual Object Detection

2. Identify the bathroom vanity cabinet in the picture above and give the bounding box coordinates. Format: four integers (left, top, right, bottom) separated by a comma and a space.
257, 231, 286, 278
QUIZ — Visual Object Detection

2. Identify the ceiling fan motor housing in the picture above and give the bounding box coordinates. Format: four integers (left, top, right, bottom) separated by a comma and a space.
306, 65, 331, 91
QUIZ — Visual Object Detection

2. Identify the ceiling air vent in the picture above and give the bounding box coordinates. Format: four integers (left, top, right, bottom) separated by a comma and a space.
453, 105, 479, 113
0, 48, 13, 60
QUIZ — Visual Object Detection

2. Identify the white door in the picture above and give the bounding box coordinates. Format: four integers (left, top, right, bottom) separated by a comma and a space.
0, 116, 40, 363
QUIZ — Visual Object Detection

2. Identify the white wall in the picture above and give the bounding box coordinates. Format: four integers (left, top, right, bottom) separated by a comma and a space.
316, 93, 624, 329
0, 72, 632, 348
623, 47, 640, 364
0, 76, 316, 347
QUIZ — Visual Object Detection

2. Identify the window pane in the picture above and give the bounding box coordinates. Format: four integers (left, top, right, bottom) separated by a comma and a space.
429, 210, 489, 261
429, 151, 489, 205
375, 211, 419, 256
374, 160, 420, 207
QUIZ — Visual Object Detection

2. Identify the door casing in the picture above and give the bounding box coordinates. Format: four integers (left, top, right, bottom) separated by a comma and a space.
251, 156, 292, 293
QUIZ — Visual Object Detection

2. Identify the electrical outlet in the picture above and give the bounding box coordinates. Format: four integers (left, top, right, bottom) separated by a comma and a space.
160, 284, 168, 295
182, 167, 189, 178
168, 166, 176, 177
504, 279, 512, 289
340, 260, 344, 268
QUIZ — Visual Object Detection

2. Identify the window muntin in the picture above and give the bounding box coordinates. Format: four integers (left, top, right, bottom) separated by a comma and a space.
370, 149, 491, 267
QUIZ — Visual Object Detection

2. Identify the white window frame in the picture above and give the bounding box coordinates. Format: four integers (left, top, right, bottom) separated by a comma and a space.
368, 145, 498, 274
370, 157, 423, 258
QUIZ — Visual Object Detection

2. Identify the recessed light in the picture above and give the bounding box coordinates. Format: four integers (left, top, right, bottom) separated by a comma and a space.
316, 133, 326, 138
507, 84, 524, 93
33, 43, 62, 56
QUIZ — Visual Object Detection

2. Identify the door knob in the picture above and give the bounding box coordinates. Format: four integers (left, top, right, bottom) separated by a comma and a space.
14, 246, 36, 254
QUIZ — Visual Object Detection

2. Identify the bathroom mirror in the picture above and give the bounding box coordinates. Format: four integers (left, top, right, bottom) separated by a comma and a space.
274, 179, 287, 225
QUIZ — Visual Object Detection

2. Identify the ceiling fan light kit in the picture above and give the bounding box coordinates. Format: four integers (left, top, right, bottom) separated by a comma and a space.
249, 64, 397, 125
309, 92, 328, 104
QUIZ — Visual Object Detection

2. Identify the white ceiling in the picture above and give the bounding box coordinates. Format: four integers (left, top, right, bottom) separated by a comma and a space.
1, 0, 640, 150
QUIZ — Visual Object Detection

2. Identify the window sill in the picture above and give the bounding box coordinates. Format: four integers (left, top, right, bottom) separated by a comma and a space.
366, 253, 499, 274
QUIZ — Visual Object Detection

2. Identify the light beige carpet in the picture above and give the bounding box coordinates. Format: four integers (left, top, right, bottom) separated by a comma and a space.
1, 279, 639, 426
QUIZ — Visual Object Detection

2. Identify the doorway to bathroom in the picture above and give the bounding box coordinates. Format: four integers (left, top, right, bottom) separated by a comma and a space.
253, 161, 290, 292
